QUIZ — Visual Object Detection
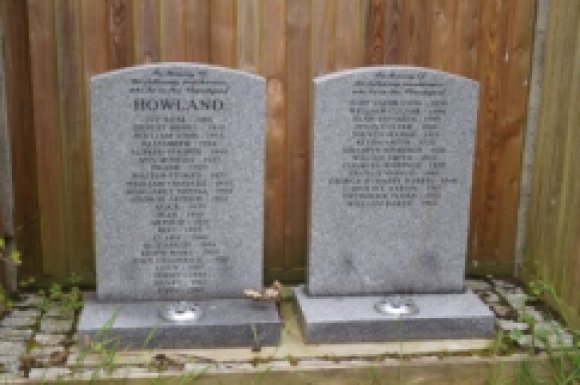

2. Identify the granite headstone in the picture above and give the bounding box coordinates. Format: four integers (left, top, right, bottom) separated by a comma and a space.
309, 67, 477, 295
296, 66, 494, 342
78, 63, 280, 348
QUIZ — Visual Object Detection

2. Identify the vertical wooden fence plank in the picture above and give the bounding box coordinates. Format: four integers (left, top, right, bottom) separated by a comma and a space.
0, 3, 12, 288
55, 0, 93, 280
283, 0, 311, 281
429, 0, 457, 72
382, 0, 402, 64
161, 0, 186, 62
454, 0, 479, 79
3, 0, 41, 279
0, 5, 11, 239
492, 0, 534, 277
561, 20, 580, 318
83, 0, 109, 78
540, 1, 576, 298
335, 0, 365, 69
27, 0, 62, 280
107, 0, 134, 69
558, 36, 580, 318
468, 0, 504, 274
400, 0, 432, 66
184, 0, 210, 62
311, 0, 336, 76
237, 0, 260, 74
211, 0, 236, 67
366, 0, 386, 64
261, 0, 287, 281
134, 0, 160, 63
5, 0, 42, 278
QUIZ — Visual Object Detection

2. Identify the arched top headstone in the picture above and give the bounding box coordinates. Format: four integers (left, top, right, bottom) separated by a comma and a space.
308, 65, 479, 295
91, 63, 265, 301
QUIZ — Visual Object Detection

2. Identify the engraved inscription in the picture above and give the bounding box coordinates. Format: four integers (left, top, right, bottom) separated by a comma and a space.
124, 68, 234, 296
328, 71, 459, 208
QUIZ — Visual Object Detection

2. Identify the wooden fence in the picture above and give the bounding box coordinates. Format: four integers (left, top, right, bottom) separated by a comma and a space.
524, 0, 579, 328
0, 0, 537, 284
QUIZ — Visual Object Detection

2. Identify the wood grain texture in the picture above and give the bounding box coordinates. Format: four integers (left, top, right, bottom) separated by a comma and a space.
382, 0, 402, 64
83, 0, 109, 78
261, 0, 287, 279
335, 0, 365, 69
524, 0, 580, 328
107, 0, 134, 68
28, 0, 67, 277
282, 0, 310, 281
236, 0, 260, 73
5, 0, 40, 282
468, 0, 508, 275
184, 0, 210, 62
493, 0, 534, 277
134, 0, 160, 63
366, 0, 386, 64
311, 0, 336, 76
454, 0, 478, 78
56, 0, 93, 280
400, 0, 432, 66
211, 0, 236, 67
429, 0, 457, 71
160, 0, 187, 62
0, 5, 10, 238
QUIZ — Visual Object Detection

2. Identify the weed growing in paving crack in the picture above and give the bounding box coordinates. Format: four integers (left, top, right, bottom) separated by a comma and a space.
484, 277, 579, 385
0, 237, 21, 311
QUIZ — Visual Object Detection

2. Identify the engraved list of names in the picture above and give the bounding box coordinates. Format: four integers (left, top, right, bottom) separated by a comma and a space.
328, 71, 458, 209
127, 68, 233, 297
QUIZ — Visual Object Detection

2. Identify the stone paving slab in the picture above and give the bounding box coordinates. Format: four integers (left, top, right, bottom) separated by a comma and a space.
44, 307, 75, 320
30, 346, 67, 367
0, 356, 20, 374
39, 319, 74, 334
28, 367, 73, 381
0, 316, 36, 329
0, 342, 26, 357
0, 328, 33, 341
12, 294, 44, 308
35, 334, 67, 346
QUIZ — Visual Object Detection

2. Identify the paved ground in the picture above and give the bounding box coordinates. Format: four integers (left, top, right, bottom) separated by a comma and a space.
0, 278, 575, 382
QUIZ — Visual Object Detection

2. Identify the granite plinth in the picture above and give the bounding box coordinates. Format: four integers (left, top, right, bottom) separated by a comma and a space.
294, 286, 494, 343
78, 293, 281, 348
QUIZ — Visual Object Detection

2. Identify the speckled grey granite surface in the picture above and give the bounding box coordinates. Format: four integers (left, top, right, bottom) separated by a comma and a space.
308, 67, 479, 295
294, 286, 494, 343
91, 63, 265, 301
78, 293, 281, 348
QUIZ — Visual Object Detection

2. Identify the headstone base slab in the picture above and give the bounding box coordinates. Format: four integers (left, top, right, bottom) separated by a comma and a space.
78, 293, 281, 348
294, 286, 495, 343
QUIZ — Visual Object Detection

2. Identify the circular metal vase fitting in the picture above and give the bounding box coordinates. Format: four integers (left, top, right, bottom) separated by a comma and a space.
374, 296, 419, 316
159, 301, 203, 322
